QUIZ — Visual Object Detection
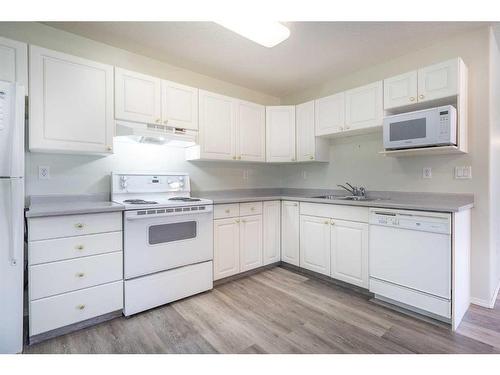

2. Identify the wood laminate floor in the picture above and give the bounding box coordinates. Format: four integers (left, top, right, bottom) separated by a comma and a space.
25, 267, 500, 354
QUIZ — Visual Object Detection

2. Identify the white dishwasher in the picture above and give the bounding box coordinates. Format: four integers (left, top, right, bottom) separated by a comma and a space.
369, 208, 452, 321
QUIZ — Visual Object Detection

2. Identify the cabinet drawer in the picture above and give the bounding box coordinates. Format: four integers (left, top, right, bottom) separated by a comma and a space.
30, 281, 123, 336
300, 202, 369, 223
29, 252, 123, 300
29, 231, 123, 265
214, 203, 240, 219
239, 201, 263, 216
28, 212, 122, 241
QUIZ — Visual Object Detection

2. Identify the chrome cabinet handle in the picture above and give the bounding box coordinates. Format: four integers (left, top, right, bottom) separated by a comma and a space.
75, 223, 84, 229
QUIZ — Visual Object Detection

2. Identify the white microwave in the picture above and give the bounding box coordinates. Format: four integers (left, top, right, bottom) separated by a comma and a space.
383, 105, 457, 150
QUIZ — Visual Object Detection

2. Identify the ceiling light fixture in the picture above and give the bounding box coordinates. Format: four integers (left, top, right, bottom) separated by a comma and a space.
215, 21, 290, 48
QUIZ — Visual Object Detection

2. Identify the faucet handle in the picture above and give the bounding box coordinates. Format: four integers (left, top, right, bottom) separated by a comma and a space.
358, 187, 366, 197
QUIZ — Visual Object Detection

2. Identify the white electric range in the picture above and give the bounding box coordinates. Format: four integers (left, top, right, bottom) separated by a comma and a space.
112, 172, 214, 316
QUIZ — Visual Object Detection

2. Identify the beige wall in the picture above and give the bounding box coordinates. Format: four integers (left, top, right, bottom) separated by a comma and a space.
280, 27, 494, 304
0, 22, 284, 198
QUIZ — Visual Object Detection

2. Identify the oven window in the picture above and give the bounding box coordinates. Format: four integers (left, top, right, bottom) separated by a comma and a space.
390, 118, 426, 141
148, 221, 197, 244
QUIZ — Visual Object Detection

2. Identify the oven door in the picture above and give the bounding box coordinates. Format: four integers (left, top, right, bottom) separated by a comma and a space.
124, 209, 213, 279
383, 111, 439, 150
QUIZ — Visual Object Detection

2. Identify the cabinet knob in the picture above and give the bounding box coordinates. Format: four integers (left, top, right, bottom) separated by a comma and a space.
76, 304, 86, 310
163, 119, 169, 124
76, 272, 85, 278
237, 156, 242, 160
75, 245, 84, 251
330, 220, 335, 226
419, 94, 425, 100
345, 126, 350, 130
339, 126, 344, 131
409, 96, 416, 102
232, 156, 236, 160
75, 223, 84, 229
309, 156, 314, 160
251, 207, 255, 211
324, 220, 329, 225
225, 209, 230, 213
241, 219, 246, 223
155, 118, 161, 123
235, 219, 240, 223
106, 145, 112, 151
291, 158, 296, 162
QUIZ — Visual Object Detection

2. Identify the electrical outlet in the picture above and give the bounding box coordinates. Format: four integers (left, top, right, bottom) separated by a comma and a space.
38, 166, 50, 180
423, 167, 432, 179
455, 166, 472, 179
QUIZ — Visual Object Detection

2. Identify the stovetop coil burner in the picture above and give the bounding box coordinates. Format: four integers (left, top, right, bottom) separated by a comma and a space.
123, 199, 159, 205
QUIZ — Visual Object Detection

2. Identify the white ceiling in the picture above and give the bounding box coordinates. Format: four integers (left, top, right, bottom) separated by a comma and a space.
45, 22, 486, 98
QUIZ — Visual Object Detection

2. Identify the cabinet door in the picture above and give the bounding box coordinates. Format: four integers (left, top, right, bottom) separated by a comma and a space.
418, 59, 459, 102
300, 215, 331, 276
345, 81, 383, 131
240, 214, 263, 272
383, 71, 418, 109
29, 46, 114, 154
296, 100, 315, 161
115, 67, 161, 124
314, 93, 345, 136
331, 220, 368, 288
199, 90, 236, 160
263, 201, 281, 265
281, 201, 300, 266
213, 218, 240, 280
0, 36, 28, 94
161, 80, 198, 130
266, 106, 296, 162
236, 100, 265, 162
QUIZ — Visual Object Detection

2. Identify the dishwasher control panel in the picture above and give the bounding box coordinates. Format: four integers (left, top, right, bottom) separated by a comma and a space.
369, 209, 451, 234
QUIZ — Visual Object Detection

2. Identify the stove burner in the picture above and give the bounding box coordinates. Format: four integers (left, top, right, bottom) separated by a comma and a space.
123, 199, 158, 205
168, 197, 201, 202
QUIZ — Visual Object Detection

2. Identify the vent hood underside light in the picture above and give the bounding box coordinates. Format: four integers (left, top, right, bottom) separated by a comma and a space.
115, 121, 197, 148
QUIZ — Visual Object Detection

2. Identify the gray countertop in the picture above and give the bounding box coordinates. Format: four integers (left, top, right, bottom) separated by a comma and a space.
25, 189, 474, 218
193, 188, 474, 213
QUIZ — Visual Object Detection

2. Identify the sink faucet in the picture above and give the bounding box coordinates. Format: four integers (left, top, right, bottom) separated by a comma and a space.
337, 183, 367, 198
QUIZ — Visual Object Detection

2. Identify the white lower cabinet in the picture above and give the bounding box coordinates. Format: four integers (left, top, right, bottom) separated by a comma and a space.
300, 215, 331, 276
281, 201, 300, 266
331, 220, 369, 288
213, 217, 240, 280
239, 215, 263, 272
263, 201, 281, 265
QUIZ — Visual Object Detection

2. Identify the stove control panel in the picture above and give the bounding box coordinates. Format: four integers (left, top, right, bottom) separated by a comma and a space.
112, 173, 191, 194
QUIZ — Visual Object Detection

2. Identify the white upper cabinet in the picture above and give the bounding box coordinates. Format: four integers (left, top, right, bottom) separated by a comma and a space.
384, 58, 464, 110
296, 100, 328, 162
236, 100, 265, 162
345, 81, 383, 131
198, 90, 236, 160
281, 201, 300, 266
314, 93, 345, 136
418, 58, 459, 103
0, 36, 28, 93
239, 214, 263, 272
300, 215, 331, 276
263, 201, 281, 265
383, 71, 418, 109
29, 46, 114, 154
161, 80, 198, 130
266, 106, 296, 162
115, 68, 161, 124
330, 220, 369, 288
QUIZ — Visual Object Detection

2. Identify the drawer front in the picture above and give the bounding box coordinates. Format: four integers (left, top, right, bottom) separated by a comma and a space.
28, 212, 123, 241
239, 201, 263, 216
30, 281, 123, 336
214, 203, 240, 219
300, 202, 369, 223
29, 252, 123, 300
29, 231, 123, 265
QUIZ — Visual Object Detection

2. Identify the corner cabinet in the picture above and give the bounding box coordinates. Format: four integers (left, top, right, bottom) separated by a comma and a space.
29, 46, 114, 154
296, 100, 329, 162
266, 106, 296, 162
0, 36, 28, 93
281, 201, 300, 266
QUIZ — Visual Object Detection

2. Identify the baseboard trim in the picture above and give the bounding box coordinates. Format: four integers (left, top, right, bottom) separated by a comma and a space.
213, 262, 280, 287
470, 280, 500, 309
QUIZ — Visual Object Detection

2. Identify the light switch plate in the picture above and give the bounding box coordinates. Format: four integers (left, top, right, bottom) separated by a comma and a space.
423, 167, 432, 179
38, 166, 50, 180
455, 166, 472, 179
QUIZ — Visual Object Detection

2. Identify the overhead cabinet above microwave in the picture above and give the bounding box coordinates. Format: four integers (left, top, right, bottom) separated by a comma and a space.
115, 67, 199, 131
383, 58, 466, 110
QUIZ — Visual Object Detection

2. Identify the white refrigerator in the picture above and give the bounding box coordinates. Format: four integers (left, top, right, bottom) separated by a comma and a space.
0, 80, 25, 354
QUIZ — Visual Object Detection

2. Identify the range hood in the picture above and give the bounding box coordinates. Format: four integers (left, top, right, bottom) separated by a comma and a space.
115, 120, 197, 147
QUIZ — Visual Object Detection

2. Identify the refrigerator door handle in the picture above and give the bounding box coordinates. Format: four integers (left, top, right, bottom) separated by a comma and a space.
8, 179, 21, 266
